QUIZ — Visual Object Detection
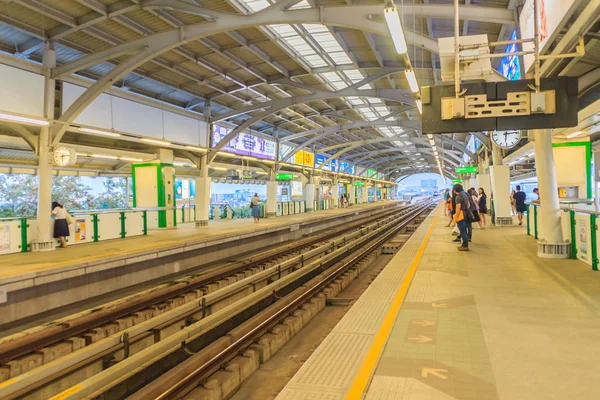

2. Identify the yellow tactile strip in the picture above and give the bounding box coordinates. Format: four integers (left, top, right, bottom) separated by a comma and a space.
276, 207, 439, 400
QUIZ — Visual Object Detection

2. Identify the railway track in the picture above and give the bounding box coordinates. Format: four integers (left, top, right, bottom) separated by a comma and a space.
0, 201, 431, 400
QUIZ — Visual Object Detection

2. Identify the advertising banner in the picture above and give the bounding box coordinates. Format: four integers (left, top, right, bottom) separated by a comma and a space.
213, 125, 276, 160
75, 219, 87, 242
520, 0, 576, 71
498, 30, 521, 80
294, 150, 315, 167
340, 161, 355, 175
291, 181, 303, 196
315, 154, 338, 171
175, 179, 191, 199
0, 224, 9, 253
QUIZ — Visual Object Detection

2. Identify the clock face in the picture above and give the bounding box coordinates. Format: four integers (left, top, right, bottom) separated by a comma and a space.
53, 146, 77, 167
491, 130, 522, 149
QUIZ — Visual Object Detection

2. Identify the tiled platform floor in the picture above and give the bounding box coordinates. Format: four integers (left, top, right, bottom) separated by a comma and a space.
279, 205, 600, 400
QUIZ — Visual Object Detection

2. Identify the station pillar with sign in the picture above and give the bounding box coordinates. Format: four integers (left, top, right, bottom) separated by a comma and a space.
361, 184, 369, 204
195, 157, 211, 227
331, 177, 339, 208
305, 176, 316, 212
348, 182, 356, 205
266, 175, 277, 218
132, 150, 177, 229
488, 144, 512, 226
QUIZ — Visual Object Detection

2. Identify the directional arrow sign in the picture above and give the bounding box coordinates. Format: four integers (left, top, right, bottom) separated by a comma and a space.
408, 335, 433, 344
421, 368, 448, 380
412, 320, 436, 327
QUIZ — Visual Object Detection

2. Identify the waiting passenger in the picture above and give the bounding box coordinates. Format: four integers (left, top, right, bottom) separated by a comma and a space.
468, 187, 484, 230
443, 188, 450, 216
446, 195, 454, 227
478, 188, 488, 228
452, 184, 470, 251
514, 185, 527, 225
251, 193, 262, 223
51, 201, 70, 248
533, 188, 540, 203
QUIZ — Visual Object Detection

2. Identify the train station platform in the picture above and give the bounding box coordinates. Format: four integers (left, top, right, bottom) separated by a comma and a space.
0, 201, 401, 327
277, 205, 600, 400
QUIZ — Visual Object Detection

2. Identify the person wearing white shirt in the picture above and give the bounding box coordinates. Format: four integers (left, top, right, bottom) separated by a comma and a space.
51, 201, 70, 248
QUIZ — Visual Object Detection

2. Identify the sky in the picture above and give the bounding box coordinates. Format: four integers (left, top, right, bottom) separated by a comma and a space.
397, 173, 449, 189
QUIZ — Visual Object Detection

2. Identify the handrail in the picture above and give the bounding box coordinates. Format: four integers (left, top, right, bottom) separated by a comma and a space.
529, 202, 600, 216
0, 206, 181, 221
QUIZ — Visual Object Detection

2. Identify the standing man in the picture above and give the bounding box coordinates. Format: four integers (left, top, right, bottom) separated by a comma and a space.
514, 185, 527, 225
453, 184, 470, 252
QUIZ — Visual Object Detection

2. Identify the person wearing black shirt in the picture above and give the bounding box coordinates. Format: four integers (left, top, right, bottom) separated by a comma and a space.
513, 185, 527, 225
452, 184, 470, 251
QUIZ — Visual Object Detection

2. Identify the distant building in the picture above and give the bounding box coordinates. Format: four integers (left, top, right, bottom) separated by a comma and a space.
421, 179, 437, 188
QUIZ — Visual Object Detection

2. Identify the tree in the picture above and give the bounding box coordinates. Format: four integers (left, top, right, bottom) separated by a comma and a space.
51, 176, 93, 210
0, 174, 38, 217
89, 178, 128, 209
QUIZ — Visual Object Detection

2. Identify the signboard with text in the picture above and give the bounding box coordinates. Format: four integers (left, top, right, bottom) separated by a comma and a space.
213, 125, 276, 160
315, 154, 337, 171
294, 150, 315, 167
340, 161, 355, 175
456, 166, 479, 174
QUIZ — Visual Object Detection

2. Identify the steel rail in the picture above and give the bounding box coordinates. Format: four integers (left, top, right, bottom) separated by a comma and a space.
117, 201, 436, 400
0, 204, 409, 365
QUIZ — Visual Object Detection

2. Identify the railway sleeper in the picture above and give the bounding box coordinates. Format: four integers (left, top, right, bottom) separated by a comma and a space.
182, 261, 371, 400
1, 206, 423, 397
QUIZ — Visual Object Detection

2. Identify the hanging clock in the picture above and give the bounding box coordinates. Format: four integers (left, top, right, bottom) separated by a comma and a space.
53, 146, 77, 167
491, 130, 522, 149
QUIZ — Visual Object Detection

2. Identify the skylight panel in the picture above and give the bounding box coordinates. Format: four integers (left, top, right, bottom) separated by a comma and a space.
347, 97, 364, 105
244, 0, 270, 12
329, 52, 353, 65
290, 0, 311, 9
303, 55, 327, 67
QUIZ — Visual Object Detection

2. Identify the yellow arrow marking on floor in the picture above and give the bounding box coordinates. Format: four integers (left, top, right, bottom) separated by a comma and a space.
412, 320, 435, 327
421, 368, 448, 380
431, 303, 447, 308
407, 335, 433, 344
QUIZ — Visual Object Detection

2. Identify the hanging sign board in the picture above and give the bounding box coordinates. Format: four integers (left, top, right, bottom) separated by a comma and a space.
452, 179, 463, 183
276, 173, 294, 181
212, 125, 276, 160
294, 150, 315, 167
355, 182, 365, 187
456, 166, 479, 174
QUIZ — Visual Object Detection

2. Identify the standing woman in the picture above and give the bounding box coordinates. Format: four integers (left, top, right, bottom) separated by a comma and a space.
51, 201, 70, 248
478, 188, 488, 228
251, 193, 262, 223
510, 190, 517, 216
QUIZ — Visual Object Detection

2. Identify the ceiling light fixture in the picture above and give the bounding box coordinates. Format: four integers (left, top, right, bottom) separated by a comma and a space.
404, 69, 419, 93
0, 112, 49, 126
217, 151, 235, 157
210, 166, 227, 171
91, 154, 118, 160
184, 145, 207, 152
566, 131, 584, 139
384, 4, 408, 54
79, 127, 121, 137
120, 157, 143, 162
415, 99, 423, 114
140, 138, 171, 146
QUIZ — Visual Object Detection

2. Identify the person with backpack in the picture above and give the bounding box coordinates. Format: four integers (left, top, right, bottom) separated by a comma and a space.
452, 184, 470, 251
